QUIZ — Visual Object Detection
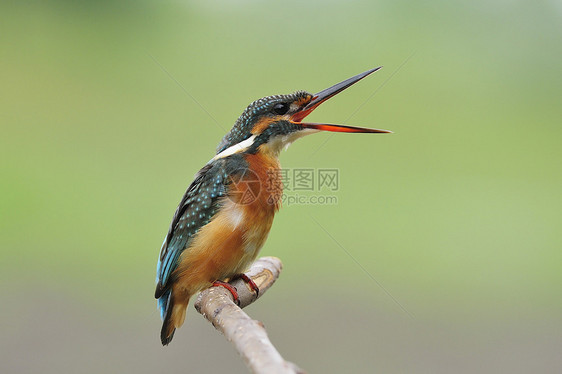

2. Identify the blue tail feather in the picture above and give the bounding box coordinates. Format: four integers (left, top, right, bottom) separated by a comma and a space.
157, 289, 171, 321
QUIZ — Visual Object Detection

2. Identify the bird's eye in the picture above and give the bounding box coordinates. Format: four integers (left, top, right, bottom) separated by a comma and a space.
272, 103, 290, 115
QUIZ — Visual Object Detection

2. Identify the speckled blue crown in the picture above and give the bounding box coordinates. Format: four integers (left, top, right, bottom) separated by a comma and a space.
216, 91, 311, 153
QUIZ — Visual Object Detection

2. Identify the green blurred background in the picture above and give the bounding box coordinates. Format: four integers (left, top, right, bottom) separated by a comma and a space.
1, 0, 561, 373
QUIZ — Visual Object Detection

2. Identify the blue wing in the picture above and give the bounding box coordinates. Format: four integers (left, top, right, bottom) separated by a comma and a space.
154, 160, 230, 300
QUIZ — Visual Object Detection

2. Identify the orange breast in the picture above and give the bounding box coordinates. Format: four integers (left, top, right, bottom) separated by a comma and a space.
173, 152, 282, 296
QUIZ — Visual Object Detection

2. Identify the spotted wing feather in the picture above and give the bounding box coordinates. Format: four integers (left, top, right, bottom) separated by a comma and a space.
155, 161, 229, 299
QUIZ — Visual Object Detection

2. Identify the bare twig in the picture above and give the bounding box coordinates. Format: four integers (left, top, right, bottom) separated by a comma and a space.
194, 257, 304, 374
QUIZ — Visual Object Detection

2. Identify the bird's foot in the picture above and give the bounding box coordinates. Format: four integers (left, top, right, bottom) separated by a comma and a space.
211, 280, 240, 305
232, 273, 260, 297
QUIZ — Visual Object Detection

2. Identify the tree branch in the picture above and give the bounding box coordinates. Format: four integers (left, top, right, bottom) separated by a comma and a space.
194, 257, 305, 374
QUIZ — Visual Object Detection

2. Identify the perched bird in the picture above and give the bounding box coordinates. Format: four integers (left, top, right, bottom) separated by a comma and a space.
155, 67, 390, 345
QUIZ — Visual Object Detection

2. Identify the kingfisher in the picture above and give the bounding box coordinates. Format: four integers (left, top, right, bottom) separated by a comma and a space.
155, 67, 391, 345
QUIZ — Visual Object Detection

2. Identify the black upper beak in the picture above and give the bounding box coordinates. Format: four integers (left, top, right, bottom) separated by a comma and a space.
307, 66, 383, 111
292, 67, 391, 134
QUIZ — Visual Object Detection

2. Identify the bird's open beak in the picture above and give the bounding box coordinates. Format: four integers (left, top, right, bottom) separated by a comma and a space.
291, 67, 391, 134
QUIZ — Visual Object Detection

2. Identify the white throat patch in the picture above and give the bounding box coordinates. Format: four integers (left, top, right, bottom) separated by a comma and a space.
261, 128, 319, 157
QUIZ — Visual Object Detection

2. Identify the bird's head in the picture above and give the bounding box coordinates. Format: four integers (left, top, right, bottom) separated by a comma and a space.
214, 67, 390, 160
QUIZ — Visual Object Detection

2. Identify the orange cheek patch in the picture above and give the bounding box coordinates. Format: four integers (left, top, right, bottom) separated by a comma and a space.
251, 116, 280, 135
